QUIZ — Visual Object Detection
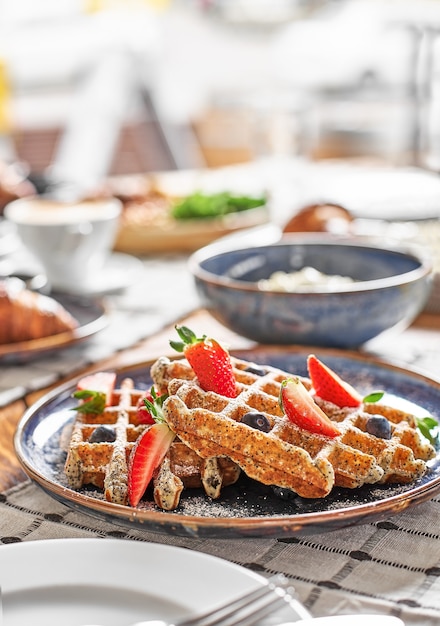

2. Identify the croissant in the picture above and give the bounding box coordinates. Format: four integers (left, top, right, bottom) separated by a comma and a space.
0, 278, 78, 344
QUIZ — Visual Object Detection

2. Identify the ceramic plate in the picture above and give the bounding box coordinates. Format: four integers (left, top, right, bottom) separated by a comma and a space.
0, 217, 19, 256
111, 169, 269, 254
0, 294, 107, 362
14, 348, 440, 538
0, 538, 301, 625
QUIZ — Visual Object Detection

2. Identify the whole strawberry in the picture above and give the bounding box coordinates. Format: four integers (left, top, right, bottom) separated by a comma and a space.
170, 326, 237, 398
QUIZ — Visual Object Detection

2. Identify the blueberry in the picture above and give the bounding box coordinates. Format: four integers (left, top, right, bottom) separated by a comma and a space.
89, 425, 116, 443
365, 415, 392, 440
241, 412, 271, 432
244, 364, 267, 377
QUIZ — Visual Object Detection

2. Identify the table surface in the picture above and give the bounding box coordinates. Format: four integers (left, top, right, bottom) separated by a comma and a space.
2, 307, 440, 625
0, 308, 246, 493
4, 305, 440, 486
0, 307, 439, 490
2, 158, 440, 625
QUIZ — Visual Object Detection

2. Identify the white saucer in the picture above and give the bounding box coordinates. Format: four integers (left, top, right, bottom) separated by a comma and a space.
0, 217, 20, 256
55, 252, 144, 296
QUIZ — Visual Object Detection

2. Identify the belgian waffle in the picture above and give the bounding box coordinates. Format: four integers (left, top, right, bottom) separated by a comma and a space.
65, 378, 147, 505
64, 378, 239, 509
152, 356, 435, 499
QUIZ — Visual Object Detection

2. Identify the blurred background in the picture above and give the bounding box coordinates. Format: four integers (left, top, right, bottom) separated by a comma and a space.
2, 0, 440, 191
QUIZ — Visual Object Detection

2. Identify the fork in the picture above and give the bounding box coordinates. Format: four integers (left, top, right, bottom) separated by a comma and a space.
131, 574, 312, 626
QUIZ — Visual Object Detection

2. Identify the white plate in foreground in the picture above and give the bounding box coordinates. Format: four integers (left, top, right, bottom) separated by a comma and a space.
0, 538, 297, 626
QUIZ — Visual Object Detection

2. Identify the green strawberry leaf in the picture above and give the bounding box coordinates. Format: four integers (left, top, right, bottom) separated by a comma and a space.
72, 389, 106, 415
170, 325, 206, 352
142, 387, 169, 424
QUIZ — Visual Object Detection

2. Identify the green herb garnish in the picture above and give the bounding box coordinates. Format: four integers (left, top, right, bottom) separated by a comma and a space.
171, 191, 266, 220
363, 391, 385, 404
72, 389, 106, 415
361, 390, 438, 445
362, 389, 438, 446
415, 416, 439, 447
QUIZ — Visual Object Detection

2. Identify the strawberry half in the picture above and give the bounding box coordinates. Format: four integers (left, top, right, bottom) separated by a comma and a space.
307, 354, 362, 408
128, 422, 175, 507
72, 371, 117, 415
279, 377, 340, 438
170, 325, 237, 398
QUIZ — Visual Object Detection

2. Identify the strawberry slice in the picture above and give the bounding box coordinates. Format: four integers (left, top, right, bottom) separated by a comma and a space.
73, 371, 117, 414
280, 377, 340, 438
76, 372, 116, 403
307, 354, 362, 408
170, 325, 237, 398
128, 422, 175, 507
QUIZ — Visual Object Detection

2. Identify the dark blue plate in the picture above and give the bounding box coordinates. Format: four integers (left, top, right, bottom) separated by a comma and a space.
14, 347, 440, 538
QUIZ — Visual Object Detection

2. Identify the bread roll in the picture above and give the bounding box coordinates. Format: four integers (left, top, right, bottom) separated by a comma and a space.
283, 203, 353, 234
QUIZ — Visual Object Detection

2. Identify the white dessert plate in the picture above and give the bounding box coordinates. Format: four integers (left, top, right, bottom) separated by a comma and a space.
0, 538, 298, 626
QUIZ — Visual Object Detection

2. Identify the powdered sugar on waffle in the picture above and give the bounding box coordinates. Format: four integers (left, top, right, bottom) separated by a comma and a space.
153, 355, 435, 500
64, 354, 436, 510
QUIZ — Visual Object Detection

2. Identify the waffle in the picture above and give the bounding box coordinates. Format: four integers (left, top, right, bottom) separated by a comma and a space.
64, 377, 240, 509
65, 378, 146, 505
152, 356, 435, 499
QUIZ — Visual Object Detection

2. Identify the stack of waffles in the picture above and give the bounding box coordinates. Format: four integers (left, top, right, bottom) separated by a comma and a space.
64, 355, 436, 510
152, 356, 435, 500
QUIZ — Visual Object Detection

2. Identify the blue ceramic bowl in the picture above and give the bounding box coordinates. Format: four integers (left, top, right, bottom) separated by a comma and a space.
189, 235, 433, 348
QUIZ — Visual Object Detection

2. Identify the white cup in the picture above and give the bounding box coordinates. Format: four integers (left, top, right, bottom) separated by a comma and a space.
4, 196, 122, 292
